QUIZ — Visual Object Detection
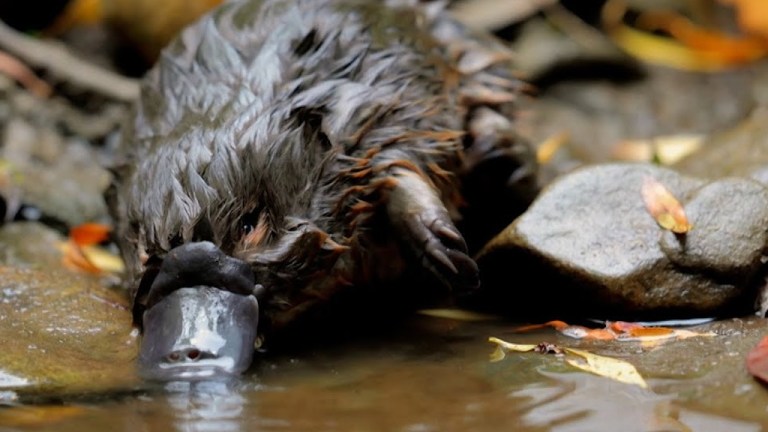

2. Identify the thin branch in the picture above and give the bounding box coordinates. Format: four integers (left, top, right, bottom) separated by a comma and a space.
450, 0, 559, 31
0, 20, 139, 102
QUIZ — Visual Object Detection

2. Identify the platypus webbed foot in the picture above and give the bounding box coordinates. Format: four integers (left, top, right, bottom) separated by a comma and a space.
137, 242, 260, 381
387, 170, 480, 292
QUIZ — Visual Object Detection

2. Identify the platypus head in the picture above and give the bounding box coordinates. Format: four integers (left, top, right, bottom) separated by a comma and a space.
135, 242, 261, 380
107, 118, 347, 381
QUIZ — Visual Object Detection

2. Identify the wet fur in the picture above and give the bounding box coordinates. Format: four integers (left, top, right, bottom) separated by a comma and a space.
107, 0, 527, 327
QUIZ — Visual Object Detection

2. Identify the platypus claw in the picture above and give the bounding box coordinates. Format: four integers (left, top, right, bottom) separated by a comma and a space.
404, 209, 480, 292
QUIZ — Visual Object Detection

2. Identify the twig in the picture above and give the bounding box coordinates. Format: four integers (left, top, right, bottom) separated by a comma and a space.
450, 0, 558, 31
0, 19, 139, 102
0, 50, 52, 98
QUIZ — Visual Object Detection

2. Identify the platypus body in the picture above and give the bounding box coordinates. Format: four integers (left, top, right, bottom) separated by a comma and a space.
107, 0, 537, 380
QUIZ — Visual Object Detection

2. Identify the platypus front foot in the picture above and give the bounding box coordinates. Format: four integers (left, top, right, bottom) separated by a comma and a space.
387, 169, 480, 291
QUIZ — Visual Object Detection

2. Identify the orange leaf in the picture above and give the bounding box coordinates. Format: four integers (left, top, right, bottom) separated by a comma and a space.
636, 10, 767, 64
516, 319, 715, 344
604, 1, 768, 70
625, 327, 675, 338
515, 321, 617, 340
69, 222, 111, 246
580, 329, 617, 340
719, 0, 768, 41
514, 320, 570, 332
641, 176, 692, 234
608, 321, 644, 332
746, 335, 768, 384
0, 51, 52, 98
61, 241, 102, 274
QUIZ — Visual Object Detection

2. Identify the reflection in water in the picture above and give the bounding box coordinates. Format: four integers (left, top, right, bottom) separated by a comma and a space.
15, 319, 768, 432
511, 372, 762, 432
164, 380, 248, 432
512, 373, 670, 430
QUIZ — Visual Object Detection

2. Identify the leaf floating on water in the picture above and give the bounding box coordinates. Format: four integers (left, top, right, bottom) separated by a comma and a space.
489, 345, 507, 362
514, 319, 715, 344
488, 337, 537, 353
746, 335, 768, 384
488, 338, 537, 362
563, 348, 648, 389
641, 176, 692, 233
489, 337, 648, 388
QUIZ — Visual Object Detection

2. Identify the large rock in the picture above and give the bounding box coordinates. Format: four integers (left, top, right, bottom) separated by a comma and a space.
475, 163, 768, 320
0, 266, 139, 400
0, 223, 138, 401
674, 108, 768, 182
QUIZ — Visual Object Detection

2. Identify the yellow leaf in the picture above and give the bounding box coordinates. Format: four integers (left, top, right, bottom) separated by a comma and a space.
536, 132, 569, 164
80, 244, 125, 273
58, 241, 125, 274
488, 337, 537, 353
604, 1, 768, 71
612, 134, 703, 165
418, 308, 497, 322
641, 176, 692, 234
489, 337, 648, 388
608, 24, 736, 72
490, 345, 507, 362
563, 348, 648, 388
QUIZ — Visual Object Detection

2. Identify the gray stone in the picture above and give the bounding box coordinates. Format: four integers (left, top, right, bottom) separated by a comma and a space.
476, 163, 768, 319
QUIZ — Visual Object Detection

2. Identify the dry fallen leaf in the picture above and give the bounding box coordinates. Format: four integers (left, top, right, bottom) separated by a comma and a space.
603, 0, 768, 70
719, 0, 768, 41
641, 176, 692, 234
536, 131, 569, 164
612, 134, 704, 165
746, 335, 768, 384
418, 308, 498, 322
0, 50, 52, 98
563, 347, 648, 388
59, 241, 124, 275
488, 337, 537, 357
514, 320, 715, 345
488, 337, 648, 388
50, 0, 224, 61
60, 222, 123, 274
69, 222, 111, 246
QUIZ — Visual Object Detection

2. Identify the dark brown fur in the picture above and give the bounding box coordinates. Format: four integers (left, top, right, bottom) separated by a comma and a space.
107, 0, 532, 333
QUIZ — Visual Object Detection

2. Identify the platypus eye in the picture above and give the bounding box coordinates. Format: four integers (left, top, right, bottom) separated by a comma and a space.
240, 210, 268, 246
241, 211, 259, 235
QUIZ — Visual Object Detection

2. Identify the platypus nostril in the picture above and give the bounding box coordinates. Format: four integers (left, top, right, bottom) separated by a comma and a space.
166, 347, 207, 363
186, 348, 201, 360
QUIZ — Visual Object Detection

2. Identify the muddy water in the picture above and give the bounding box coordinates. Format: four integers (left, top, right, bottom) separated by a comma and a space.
3, 316, 768, 432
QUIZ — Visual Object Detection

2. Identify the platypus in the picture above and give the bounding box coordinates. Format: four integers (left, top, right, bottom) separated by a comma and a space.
106, 0, 537, 380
